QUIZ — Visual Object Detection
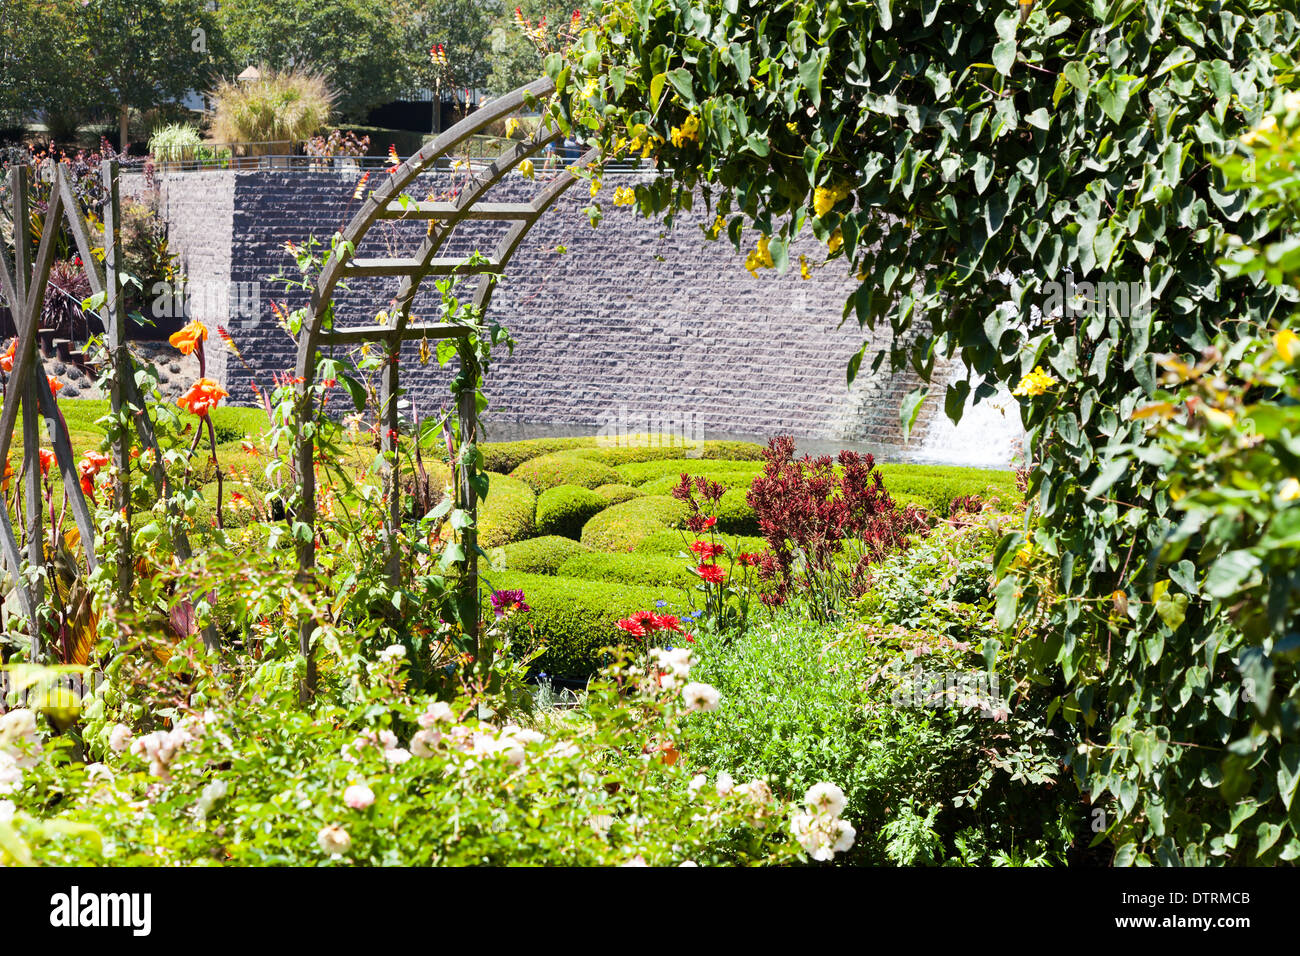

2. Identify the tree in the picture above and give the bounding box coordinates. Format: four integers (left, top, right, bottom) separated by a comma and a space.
217, 0, 410, 121
76, 0, 224, 149
551, 0, 1300, 864
392, 0, 500, 105
0, 0, 80, 126
485, 1, 598, 97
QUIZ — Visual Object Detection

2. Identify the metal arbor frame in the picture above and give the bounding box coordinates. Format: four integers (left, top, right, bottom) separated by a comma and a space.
293, 78, 596, 690
0, 160, 198, 656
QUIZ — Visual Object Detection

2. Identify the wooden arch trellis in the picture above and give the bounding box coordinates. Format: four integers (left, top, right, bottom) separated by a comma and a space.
293, 78, 597, 691
0, 159, 197, 658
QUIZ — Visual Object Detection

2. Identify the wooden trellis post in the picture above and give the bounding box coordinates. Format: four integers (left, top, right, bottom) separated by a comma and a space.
0, 160, 206, 656
291, 78, 601, 697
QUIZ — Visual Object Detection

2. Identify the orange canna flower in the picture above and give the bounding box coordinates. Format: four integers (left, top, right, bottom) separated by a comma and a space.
169, 320, 209, 356
78, 451, 110, 496
177, 378, 229, 418
47, 376, 63, 393
1, 459, 12, 490
38, 448, 54, 476
0, 340, 14, 373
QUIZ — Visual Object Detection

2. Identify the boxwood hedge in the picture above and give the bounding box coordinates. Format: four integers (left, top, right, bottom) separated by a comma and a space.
580, 495, 688, 552
535, 485, 609, 539
497, 535, 592, 575
484, 571, 687, 679
510, 452, 622, 493
556, 551, 699, 590
592, 483, 645, 505
477, 474, 536, 547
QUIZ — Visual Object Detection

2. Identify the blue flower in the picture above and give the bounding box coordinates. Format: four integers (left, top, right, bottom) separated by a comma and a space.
655, 599, 668, 608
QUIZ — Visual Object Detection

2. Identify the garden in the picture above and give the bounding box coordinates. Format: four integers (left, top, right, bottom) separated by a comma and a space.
1, 0, 1300, 880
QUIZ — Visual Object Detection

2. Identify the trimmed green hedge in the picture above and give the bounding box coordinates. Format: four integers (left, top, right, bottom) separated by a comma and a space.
635, 529, 769, 557
556, 551, 699, 589
510, 452, 621, 493
484, 571, 687, 679
535, 485, 609, 539
580, 495, 687, 552
480, 437, 592, 473
615, 458, 764, 487
571, 439, 765, 466
497, 535, 591, 575
637, 469, 759, 497
478, 474, 536, 547
876, 465, 1018, 515
592, 483, 645, 505
715, 487, 758, 535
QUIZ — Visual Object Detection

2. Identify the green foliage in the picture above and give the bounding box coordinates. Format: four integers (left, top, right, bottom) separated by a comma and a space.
485, 571, 683, 678
635, 528, 767, 557
580, 495, 687, 552
638, 469, 758, 496
510, 451, 621, 493
876, 465, 1019, 516
208, 66, 336, 149
555, 0, 1300, 865
480, 436, 592, 472
614, 458, 762, 487
497, 535, 592, 575
535, 484, 609, 539
713, 487, 757, 535
477, 473, 536, 548
555, 551, 698, 590
592, 482, 645, 505
148, 122, 202, 161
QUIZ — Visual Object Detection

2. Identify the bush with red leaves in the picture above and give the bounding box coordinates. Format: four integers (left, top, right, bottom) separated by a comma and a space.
745, 436, 932, 620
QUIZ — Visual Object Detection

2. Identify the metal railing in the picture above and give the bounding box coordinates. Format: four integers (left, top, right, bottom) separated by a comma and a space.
136, 135, 651, 175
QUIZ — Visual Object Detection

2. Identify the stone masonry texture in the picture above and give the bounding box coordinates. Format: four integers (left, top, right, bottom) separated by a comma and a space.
130, 166, 1019, 467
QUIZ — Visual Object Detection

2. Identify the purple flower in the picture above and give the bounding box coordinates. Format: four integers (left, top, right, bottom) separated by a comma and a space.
491, 589, 531, 617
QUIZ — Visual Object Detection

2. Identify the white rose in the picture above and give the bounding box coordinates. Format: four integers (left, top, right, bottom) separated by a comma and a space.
317, 824, 352, 856
804, 782, 847, 820
108, 723, 133, 754
681, 682, 720, 713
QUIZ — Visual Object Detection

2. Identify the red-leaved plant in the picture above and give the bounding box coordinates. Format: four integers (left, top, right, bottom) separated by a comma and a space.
746, 436, 930, 621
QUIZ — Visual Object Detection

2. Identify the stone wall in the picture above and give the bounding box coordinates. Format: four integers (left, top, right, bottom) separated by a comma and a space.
130, 166, 1023, 467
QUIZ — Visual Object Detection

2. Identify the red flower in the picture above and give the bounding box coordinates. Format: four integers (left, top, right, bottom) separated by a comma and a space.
0, 340, 14, 373
690, 540, 725, 561
616, 617, 647, 638
78, 451, 110, 497
696, 564, 726, 585
651, 613, 682, 633
738, 551, 762, 566
683, 633, 696, 643
38, 449, 54, 476
703, 516, 717, 528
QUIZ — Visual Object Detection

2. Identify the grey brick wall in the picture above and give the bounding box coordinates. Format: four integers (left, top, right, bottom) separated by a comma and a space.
131, 166, 1022, 466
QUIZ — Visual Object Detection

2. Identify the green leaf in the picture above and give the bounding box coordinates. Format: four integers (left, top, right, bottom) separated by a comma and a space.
992, 39, 1016, 76
899, 385, 928, 441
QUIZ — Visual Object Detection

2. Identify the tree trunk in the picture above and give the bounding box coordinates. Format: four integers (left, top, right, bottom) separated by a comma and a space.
118, 105, 129, 154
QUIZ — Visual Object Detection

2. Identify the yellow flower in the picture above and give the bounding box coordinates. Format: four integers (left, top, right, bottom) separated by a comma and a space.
518, 159, 535, 179
1202, 405, 1236, 428
1012, 366, 1058, 397
744, 235, 774, 277
1278, 477, 1300, 501
827, 228, 843, 255
613, 186, 636, 207
1275, 328, 1300, 363
504, 117, 521, 137
670, 114, 700, 147
708, 214, 725, 239
813, 182, 851, 218
590, 177, 602, 197
799, 255, 812, 280
1241, 114, 1278, 147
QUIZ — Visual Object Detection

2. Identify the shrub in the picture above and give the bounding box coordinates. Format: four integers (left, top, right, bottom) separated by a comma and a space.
592, 483, 644, 505
555, 552, 699, 590
638, 469, 758, 496
875, 465, 1018, 516
208, 67, 335, 153
497, 535, 591, 575
480, 437, 594, 473
580, 495, 687, 552
635, 529, 768, 558
572, 439, 765, 466
148, 123, 202, 162
477, 474, 535, 547
535, 485, 609, 539
510, 452, 620, 493
615, 458, 764, 487
715, 487, 758, 535
483, 571, 683, 678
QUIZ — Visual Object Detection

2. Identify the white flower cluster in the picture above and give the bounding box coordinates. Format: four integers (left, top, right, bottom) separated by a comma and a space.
0, 709, 40, 795
341, 729, 411, 767
408, 700, 547, 768
646, 647, 720, 713
130, 718, 201, 782
789, 783, 856, 862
